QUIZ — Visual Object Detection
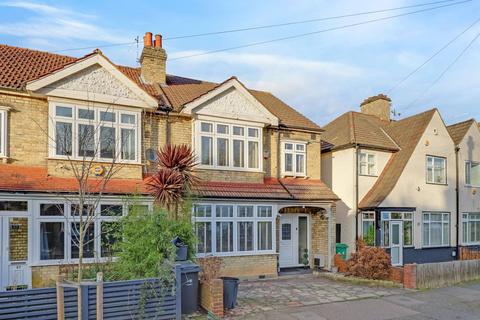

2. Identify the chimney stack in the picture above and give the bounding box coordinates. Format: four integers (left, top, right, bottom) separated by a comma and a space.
140, 32, 167, 85
360, 94, 392, 121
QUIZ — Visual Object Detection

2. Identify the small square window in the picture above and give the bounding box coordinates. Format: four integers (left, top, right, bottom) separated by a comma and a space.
233, 126, 244, 136
100, 111, 116, 122
56, 106, 72, 117
40, 203, 64, 216
78, 109, 95, 120
121, 114, 136, 124
296, 144, 305, 152
217, 124, 229, 134
201, 122, 213, 133
284, 143, 293, 150
248, 128, 259, 137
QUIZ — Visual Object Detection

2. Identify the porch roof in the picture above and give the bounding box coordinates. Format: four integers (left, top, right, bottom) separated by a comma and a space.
0, 165, 338, 202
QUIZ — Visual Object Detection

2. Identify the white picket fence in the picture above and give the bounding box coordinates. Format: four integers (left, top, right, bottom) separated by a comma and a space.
416, 259, 480, 289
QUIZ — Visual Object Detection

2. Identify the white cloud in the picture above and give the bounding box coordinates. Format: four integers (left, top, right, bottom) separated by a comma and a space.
0, 1, 127, 46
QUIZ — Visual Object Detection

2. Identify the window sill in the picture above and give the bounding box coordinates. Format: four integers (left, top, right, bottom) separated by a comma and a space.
47, 157, 141, 166
420, 245, 451, 249
196, 166, 264, 174
425, 182, 448, 186
359, 174, 378, 178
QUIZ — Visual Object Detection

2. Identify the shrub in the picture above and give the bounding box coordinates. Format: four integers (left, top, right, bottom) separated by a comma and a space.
111, 204, 196, 280
346, 239, 391, 280
197, 256, 224, 284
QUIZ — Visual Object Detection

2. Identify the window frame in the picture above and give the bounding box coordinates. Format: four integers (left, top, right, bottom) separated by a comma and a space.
361, 212, 375, 246
281, 141, 307, 177
379, 211, 414, 248
462, 212, 480, 245
0, 106, 9, 158
465, 161, 480, 187
192, 202, 276, 257
426, 155, 447, 185
195, 120, 263, 172
49, 101, 141, 164
422, 212, 450, 248
358, 152, 377, 176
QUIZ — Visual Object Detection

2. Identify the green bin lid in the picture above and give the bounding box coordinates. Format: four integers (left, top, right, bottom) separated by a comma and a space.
336, 243, 348, 248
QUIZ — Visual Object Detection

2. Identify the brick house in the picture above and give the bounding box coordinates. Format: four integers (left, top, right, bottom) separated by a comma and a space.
322, 94, 480, 266
0, 32, 338, 290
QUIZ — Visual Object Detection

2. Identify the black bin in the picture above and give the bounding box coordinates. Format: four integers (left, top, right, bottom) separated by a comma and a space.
177, 262, 200, 314
171, 236, 188, 261
221, 277, 240, 309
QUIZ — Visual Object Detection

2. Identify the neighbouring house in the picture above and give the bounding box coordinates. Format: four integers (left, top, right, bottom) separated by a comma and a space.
0, 32, 338, 291
447, 119, 480, 253
321, 94, 460, 266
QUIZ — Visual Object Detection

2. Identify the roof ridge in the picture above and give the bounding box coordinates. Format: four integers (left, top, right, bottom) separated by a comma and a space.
447, 118, 476, 128
349, 111, 356, 144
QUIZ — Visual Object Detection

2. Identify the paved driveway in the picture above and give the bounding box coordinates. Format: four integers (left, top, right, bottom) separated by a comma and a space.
225, 274, 405, 318
226, 278, 480, 320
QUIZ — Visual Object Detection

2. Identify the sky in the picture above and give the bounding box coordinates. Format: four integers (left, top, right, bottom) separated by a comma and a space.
1, 0, 479, 126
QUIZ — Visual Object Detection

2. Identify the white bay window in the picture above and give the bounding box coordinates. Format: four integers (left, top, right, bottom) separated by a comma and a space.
423, 212, 450, 247
462, 213, 480, 245
193, 203, 275, 256
196, 120, 262, 171
50, 102, 140, 163
36, 201, 126, 263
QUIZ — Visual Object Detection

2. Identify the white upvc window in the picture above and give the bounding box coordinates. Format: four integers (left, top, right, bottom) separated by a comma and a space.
380, 211, 414, 247
361, 212, 375, 246
0, 106, 9, 158
49, 102, 141, 164
462, 213, 480, 245
282, 141, 306, 177
422, 212, 450, 247
359, 152, 376, 176
195, 120, 262, 171
426, 155, 447, 184
192, 203, 275, 257
35, 201, 129, 264
465, 161, 480, 187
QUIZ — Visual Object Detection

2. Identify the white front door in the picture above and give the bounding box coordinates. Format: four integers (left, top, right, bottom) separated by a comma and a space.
0, 216, 30, 291
389, 221, 403, 266
279, 214, 309, 268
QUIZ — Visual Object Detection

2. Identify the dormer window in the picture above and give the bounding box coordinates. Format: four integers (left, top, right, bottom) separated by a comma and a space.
49, 102, 140, 163
0, 107, 8, 158
195, 120, 262, 171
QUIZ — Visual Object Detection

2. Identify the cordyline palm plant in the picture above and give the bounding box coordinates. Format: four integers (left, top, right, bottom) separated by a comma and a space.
147, 144, 199, 217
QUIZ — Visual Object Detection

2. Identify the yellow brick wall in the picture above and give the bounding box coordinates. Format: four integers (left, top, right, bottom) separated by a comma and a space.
8, 217, 28, 261
217, 254, 277, 279
0, 93, 49, 165
31, 265, 60, 288
47, 159, 143, 180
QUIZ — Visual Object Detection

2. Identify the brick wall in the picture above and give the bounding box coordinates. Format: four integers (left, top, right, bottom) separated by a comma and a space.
8, 217, 28, 261
218, 254, 277, 279
311, 210, 329, 267
199, 279, 224, 318
0, 93, 49, 165
403, 264, 417, 289
47, 159, 143, 179
459, 247, 480, 260
32, 265, 61, 288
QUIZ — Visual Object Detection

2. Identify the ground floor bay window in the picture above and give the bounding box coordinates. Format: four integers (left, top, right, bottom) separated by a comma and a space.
193, 203, 275, 256
36, 202, 125, 264
462, 213, 480, 245
422, 212, 450, 247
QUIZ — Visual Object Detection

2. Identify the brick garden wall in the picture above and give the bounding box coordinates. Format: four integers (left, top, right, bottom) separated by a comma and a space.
199, 279, 224, 318
218, 254, 278, 279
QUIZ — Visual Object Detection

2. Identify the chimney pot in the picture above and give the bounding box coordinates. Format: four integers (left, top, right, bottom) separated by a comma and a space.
144, 32, 153, 47
154, 34, 162, 48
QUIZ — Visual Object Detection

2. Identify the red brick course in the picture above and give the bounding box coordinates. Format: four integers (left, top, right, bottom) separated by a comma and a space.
200, 279, 224, 318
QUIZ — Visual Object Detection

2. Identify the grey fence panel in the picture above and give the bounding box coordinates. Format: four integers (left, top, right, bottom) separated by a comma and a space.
0, 287, 78, 320
0, 266, 182, 320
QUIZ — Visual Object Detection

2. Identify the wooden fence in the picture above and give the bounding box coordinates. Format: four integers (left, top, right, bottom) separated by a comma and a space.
0, 266, 182, 320
415, 259, 480, 289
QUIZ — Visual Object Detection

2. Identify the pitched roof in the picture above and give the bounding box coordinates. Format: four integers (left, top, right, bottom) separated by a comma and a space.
0, 164, 338, 201
447, 119, 476, 145
359, 109, 437, 208
0, 44, 320, 131
321, 111, 399, 151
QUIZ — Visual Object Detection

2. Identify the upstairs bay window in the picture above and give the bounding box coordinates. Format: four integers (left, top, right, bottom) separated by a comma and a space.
196, 121, 262, 171
50, 103, 140, 163
465, 161, 480, 187
426, 156, 447, 184
282, 142, 306, 176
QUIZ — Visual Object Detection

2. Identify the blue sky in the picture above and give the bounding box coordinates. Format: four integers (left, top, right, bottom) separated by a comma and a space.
1, 0, 479, 126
